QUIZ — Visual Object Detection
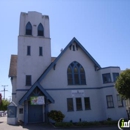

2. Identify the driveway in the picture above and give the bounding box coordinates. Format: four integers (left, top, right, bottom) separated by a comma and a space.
0, 117, 119, 130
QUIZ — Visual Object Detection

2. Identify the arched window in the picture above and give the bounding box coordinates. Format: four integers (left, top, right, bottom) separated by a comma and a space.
38, 23, 44, 36
67, 61, 86, 85
26, 22, 32, 35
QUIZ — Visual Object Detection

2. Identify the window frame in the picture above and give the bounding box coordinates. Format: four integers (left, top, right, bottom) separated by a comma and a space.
39, 47, 43, 56
27, 46, 31, 55
117, 94, 123, 107
106, 95, 114, 108
84, 97, 91, 110
67, 98, 74, 112
67, 61, 86, 85
26, 22, 32, 35
19, 108, 23, 114
102, 73, 112, 84
26, 75, 32, 86
38, 23, 44, 36
76, 97, 82, 111
113, 73, 119, 82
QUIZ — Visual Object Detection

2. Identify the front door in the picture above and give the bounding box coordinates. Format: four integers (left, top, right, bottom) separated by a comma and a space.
28, 104, 43, 123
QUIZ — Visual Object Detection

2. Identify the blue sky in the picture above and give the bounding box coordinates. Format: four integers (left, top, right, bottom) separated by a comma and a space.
0, 0, 130, 99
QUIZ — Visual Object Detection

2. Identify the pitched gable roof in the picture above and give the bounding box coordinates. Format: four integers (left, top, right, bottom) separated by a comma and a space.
19, 82, 54, 105
37, 37, 101, 83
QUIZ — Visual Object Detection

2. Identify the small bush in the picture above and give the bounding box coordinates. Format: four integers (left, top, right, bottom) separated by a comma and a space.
76, 121, 100, 127
103, 120, 117, 125
107, 118, 112, 121
48, 110, 65, 122
55, 122, 73, 127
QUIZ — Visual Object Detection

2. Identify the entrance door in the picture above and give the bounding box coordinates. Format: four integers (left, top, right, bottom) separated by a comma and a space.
28, 104, 43, 123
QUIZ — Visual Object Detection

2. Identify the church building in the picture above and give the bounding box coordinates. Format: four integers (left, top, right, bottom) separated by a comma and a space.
9, 11, 127, 124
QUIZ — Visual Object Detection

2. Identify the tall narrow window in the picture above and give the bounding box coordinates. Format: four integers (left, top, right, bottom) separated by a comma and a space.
117, 94, 123, 107
26, 22, 32, 35
106, 95, 114, 108
67, 61, 86, 85
67, 98, 74, 111
26, 75, 31, 86
19, 108, 23, 114
76, 98, 82, 111
67, 67, 73, 85
84, 97, 91, 110
27, 46, 31, 55
38, 23, 44, 36
80, 67, 86, 85
74, 66, 79, 84
39, 47, 43, 56
113, 73, 119, 82
73, 45, 75, 51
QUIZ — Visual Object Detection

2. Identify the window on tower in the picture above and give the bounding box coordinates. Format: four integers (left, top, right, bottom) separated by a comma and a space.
39, 47, 43, 56
26, 22, 32, 35
26, 75, 32, 86
27, 46, 31, 55
38, 23, 44, 36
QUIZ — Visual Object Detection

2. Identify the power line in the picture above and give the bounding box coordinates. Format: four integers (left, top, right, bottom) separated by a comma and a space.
1, 85, 8, 99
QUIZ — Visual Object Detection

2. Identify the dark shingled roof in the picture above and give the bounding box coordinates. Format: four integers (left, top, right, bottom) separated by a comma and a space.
9, 55, 17, 77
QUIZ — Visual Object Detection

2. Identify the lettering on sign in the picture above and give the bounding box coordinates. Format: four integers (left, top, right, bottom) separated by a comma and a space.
71, 90, 85, 97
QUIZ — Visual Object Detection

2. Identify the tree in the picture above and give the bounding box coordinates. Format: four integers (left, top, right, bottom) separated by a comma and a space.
115, 69, 130, 99
0, 99, 10, 110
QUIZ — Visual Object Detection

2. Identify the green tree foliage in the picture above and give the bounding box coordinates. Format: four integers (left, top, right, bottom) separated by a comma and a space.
115, 69, 130, 99
48, 110, 65, 122
0, 99, 10, 110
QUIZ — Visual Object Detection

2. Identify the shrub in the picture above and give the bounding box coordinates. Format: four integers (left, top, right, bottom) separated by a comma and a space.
76, 121, 100, 126
103, 120, 117, 125
107, 118, 112, 121
55, 122, 73, 127
48, 110, 65, 122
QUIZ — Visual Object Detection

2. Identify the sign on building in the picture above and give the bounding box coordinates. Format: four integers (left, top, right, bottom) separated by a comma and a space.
71, 90, 85, 97
30, 96, 45, 105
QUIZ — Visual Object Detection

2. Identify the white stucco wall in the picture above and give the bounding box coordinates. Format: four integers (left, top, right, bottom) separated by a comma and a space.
41, 45, 100, 89
11, 77, 17, 93
39, 46, 127, 122
101, 87, 127, 120
17, 36, 51, 89
48, 89, 106, 122
11, 77, 17, 103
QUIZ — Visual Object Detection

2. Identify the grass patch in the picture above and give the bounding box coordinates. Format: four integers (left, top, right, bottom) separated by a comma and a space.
54, 120, 117, 128
76, 121, 101, 127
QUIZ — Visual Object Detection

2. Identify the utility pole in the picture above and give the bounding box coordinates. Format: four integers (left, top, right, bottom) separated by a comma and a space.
1, 85, 8, 99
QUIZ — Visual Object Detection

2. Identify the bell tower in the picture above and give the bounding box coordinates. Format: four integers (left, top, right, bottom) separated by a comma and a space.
17, 11, 51, 90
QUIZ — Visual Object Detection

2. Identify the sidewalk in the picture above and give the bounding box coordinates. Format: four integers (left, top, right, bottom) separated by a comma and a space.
0, 116, 119, 130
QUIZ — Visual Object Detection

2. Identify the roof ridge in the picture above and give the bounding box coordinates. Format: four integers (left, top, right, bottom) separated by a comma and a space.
35, 37, 101, 83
